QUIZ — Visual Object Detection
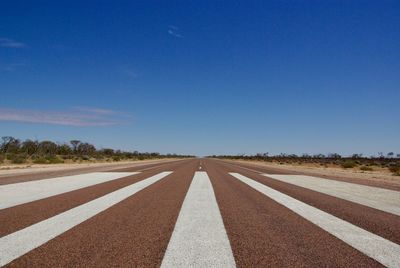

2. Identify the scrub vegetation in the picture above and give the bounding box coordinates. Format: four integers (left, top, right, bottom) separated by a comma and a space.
209, 153, 400, 176
0, 136, 193, 165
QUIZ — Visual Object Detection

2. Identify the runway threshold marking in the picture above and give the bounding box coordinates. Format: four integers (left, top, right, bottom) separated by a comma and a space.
0, 172, 139, 209
0, 171, 172, 267
220, 161, 262, 174
263, 174, 400, 216
230, 173, 400, 268
161, 171, 236, 267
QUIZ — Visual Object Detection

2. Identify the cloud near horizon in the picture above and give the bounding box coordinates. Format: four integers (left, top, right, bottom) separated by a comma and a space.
2, 62, 27, 72
168, 25, 183, 38
0, 107, 131, 126
0, 38, 26, 48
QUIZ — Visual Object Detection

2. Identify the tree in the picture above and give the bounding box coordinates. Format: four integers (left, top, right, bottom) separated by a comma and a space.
77, 143, 96, 156
101, 148, 114, 156
1, 136, 20, 153
57, 143, 72, 155
21, 140, 38, 155
37, 141, 58, 156
70, 140, 81, 153
328, 153, 342, 159
387, 152, 394, 158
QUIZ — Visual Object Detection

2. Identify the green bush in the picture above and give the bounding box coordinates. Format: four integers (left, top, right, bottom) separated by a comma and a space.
94, 155, 104, 160
360, 166, 373, 171
48, 157, 64, 164
33, 157, 48, 164
80, 155, 90, 161
6, 153, 15, 160
0, 154, 4, 163
388, 164, 400, 176
112, 156, 121, 161
31, 155, 63, 164
11, 154, 27, 164
341, 160, 357, 169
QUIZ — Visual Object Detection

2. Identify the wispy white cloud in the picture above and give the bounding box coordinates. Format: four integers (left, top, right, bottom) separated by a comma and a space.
0, 107, 131, 127
2, 62, 27, 72
168, 25, 183, 38
119, 65, 140, 79
168, 25, 179, 30
123, 69, 139, 79
0, 38, 26, 48
73, 107, 118, 115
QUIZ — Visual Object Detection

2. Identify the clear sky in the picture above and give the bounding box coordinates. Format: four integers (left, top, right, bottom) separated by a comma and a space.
1, 1, 399, 156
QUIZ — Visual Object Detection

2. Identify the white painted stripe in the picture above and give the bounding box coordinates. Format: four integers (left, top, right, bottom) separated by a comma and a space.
263, 174, 400, 216
0, 172, 139, 209
230, 173, 400, 268
0, 171, 172, 266
161, 171, 235, 268
221, 160, 262, 174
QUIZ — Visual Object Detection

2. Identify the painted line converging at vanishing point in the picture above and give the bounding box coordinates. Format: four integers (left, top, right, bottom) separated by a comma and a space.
0, 172, 139, 209
161, 171, 236, 267
230, 173, 400, 268
262, 173, 400, 216
0, 171, 172, 267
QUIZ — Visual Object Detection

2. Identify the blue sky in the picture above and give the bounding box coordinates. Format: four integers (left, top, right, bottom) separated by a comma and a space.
0, 1, 399, 156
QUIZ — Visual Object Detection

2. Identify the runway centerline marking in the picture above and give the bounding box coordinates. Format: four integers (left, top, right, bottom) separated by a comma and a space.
161, 171, 236, 267
0, 171, 172, 267
263, 173, 400, 216
230, 172, 400, 268
0, 172, 139, 210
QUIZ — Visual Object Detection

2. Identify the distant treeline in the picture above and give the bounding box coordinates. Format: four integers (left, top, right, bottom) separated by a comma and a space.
0, 136, 194, 165
208, 153, 400, 175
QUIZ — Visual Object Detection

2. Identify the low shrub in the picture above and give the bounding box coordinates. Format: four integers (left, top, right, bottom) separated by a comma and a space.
48, 157, 64, 164
80, 155, 90, 161
6, 153, 15, 160
94, 155, 104, 160
341, 160, 357, 169
33, 157, 48, 164
11, 154, 27, 164
112, 156, 121, 161
388, 164, 400, 176
0, 154, 4, 163
360, 166, 373, 171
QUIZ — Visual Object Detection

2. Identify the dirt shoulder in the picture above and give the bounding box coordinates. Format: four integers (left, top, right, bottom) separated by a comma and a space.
226, 159, 400, 190
0, 158, 182, 177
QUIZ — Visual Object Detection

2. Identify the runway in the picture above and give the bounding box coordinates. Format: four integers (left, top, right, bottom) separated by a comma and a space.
0, 158, 398, 267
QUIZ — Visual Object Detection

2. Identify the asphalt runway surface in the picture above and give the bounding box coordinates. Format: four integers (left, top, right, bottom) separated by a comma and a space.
0, 158, 399, 267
